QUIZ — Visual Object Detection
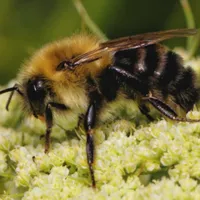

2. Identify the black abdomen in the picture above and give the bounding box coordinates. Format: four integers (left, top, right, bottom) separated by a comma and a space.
111, 44, 199, 112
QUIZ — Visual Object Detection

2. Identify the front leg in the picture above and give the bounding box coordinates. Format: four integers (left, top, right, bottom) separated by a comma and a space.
44, 102, 68, 153
84, 91, 102, 188
84, 103, 96, 187
44, 103, 53, 153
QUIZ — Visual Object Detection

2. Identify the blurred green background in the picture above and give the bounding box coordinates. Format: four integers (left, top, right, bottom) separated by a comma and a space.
0, 0, 199, 84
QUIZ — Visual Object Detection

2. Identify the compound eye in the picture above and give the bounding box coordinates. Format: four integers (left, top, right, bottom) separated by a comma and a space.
35, 80, 44, 91
56, 61, 73, 71
27, 78, 47, 101
26, 78, 48, 117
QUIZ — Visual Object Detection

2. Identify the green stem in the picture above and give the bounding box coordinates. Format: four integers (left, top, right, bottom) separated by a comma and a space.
189, 31, 200, 57
180, 0, 195, 29
72, 0, 108, 41
180, 0, 199, 57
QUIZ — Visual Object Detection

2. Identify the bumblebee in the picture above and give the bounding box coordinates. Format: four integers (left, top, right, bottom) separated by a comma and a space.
0, 29, 200, 187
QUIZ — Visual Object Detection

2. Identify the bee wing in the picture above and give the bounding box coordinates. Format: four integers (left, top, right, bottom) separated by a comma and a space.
71, 29, 197, 67
100, 28, 197, 50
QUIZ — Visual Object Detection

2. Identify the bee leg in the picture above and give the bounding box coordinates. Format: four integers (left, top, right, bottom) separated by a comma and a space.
109, 66, 149, 95
146, 96, 200, 122
139, 104, 154, 121
84, 102, 97, 188
44, 103, 53, 153
108, 66, 152, 120
109, 66, 142, 82
84, 89, 102, 188
44, 102, 68, 153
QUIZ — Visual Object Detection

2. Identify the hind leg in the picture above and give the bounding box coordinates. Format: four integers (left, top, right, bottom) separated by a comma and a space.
144, 96, 200, 122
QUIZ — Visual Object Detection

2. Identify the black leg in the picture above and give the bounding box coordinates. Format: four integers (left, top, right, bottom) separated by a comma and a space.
110, 66, 140, 80
44, 103, 53, 153
146, 96, 200, 122
139, 104, 154, 121
109, 65, 149, 96
44, 102, 68, 153
108, 66, 155, 120
84, 103, 96, 187
84, 90, 102, 188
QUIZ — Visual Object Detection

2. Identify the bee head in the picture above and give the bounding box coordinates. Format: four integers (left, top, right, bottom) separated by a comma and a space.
26, 77, 50, 118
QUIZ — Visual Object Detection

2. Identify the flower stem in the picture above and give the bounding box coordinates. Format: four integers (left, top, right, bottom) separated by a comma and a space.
180, 0, 200, 57
72, 0, 108, 41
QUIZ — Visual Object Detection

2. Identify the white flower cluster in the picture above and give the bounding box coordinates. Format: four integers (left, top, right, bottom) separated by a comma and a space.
1, 50, 200, 199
